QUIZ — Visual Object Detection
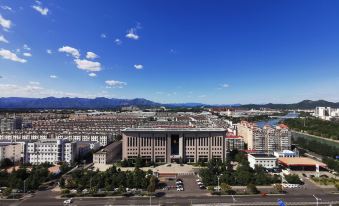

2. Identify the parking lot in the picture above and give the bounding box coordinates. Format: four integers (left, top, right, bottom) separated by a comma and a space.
158, 174, 209, 197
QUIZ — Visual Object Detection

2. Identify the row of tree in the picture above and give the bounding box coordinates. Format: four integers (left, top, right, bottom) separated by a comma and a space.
292, 137, 338, 159
199, 152, 281, 186
292, 137, 339, 173
0, 162, 72, 196
285, 118, 339, 140
119, 157, 156, 168
61, 165, 158, 193
0, 164, 53, 192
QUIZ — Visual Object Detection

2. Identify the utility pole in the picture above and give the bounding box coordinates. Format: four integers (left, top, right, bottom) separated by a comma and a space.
24, 179, 27, 195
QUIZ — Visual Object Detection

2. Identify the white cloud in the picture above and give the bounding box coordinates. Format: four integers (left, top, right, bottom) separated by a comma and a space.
0, 15, 11, 30
88, 73, 97, 77
86, 51, 98, 59
58, 46, 80, 58
221, 83, 229, 88
1, 6, 12, 11
49, 75, 57, 79
134, 64, 143, 70
100, 33, 107, 38
46, 49, 52, 54
0, 83, 103, 98
0, 49, 27, 63
32, 5, 49, 15
74, 59, 101, 72
23, 52, 32, 57
198, 94, 207, 98
0, 84, 43, 96
126, 28, 139, 40
105, 80, 127, 88
23, 44, 31, 51
29, 81, 40, 85
0, 35, 9, 43
114, 38, 122, 45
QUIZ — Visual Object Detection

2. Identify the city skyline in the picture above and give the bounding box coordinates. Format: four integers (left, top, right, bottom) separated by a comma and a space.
1, 0, 339, 104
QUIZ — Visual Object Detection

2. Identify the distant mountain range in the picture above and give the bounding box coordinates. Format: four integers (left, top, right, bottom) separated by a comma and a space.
239, 100, 339, 110
0, 97, 160, 109
0, 97, 337, 110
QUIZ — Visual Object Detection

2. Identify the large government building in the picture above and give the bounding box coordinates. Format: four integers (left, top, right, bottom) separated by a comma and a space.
122, 128, 227, 163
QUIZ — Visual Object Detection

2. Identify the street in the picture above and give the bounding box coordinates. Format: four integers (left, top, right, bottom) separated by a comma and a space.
0, 190, 338, 206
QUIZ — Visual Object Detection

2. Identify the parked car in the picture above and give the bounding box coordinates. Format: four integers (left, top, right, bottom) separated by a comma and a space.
199, 185, 206, 189
63, 198, 73, 204
176, 184, 183, 188
197, 181, 203, 185
176, 187, 184, 191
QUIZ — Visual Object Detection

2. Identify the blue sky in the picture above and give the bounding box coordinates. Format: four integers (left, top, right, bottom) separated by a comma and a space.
0, 0, 339, 104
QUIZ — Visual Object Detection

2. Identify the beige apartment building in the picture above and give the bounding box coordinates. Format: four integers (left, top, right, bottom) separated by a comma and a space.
122, 128, 227, 163
0, 143, 22, 163
237, 121, 291, 152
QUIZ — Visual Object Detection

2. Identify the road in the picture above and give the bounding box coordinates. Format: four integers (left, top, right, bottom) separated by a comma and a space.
0, 190, 338, 206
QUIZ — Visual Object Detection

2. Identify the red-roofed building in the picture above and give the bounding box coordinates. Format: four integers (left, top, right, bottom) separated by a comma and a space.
225, 135, 244, 151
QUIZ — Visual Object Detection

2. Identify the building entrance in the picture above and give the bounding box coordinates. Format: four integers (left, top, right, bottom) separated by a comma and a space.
171, 134, 179, 155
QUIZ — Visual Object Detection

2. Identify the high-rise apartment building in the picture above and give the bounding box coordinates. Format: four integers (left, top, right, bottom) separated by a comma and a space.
237, 121, 291, 152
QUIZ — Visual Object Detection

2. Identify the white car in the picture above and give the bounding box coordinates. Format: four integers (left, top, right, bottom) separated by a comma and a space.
196, 179, 201, 182
177, 187, 184, 191
63, 198, 73, 204
197, 181, 203, 185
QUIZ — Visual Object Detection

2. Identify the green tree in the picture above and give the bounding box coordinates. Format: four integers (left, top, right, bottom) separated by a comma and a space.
220, 183, 232, 193
284, 174, 303, 184
0, 158, 14, 168
147, 176, 157, 193
335, 183, 339, 191
59, 177, 65, 188
274, 184, 284, 193
2, 187, 12, 197
246, 183, 259, 194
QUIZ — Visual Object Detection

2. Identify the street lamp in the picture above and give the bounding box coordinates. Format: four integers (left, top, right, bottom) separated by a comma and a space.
217, 174, 223, 192
23, 178, 27, 195
90, 177, 93, 192
313, 194, 321, 206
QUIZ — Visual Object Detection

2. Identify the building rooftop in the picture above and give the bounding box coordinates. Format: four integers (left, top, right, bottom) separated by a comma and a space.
225, 135, 242, 139
278, 157, 327, 167
249, 153, 276, 158
122, 128, 226, 132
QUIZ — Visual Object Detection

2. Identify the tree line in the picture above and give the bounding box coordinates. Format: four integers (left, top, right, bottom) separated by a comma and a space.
293, 137, 339, 173
199, 152, 280, 187
285, 118, 339, 140
60, 165, 158, 194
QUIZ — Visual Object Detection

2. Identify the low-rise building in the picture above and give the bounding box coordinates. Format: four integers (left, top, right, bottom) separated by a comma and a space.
274, 150, 298, 158
248, 153, 277, 169
93, 141, 121, 164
